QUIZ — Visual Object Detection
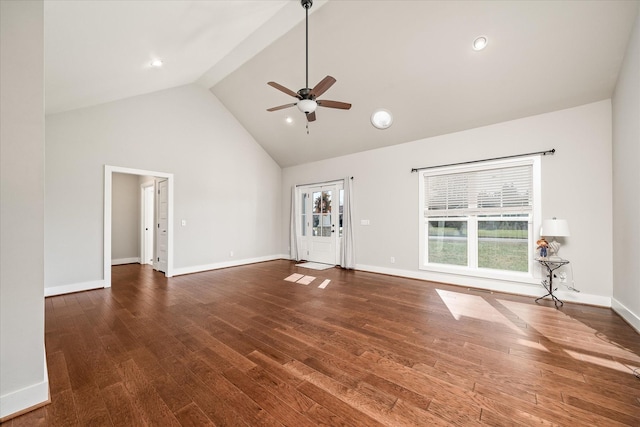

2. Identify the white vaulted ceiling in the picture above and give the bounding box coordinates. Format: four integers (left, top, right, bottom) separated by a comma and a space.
45, 0, 639, 167
44, 0, 301, 114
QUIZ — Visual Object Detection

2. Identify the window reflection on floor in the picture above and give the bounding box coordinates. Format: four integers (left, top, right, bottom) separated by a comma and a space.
435, 288, 524, 335
436, 288, 640, 377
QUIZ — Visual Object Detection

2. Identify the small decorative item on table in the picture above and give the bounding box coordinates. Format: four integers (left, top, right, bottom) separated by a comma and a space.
536, 238, 549, 258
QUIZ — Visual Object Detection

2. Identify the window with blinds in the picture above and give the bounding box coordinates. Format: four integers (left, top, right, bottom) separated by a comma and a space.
424, 164, 532, 217
419, 157, 539, 275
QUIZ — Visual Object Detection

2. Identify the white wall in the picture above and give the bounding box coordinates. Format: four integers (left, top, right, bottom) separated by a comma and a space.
45, 84, 282, 293
112, 173, 140, 263
0, 0, 49, 419
612, 11, 640, 331
282, 101, 613, 306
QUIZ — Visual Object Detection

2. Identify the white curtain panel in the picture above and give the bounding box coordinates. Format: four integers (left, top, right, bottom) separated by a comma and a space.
341, 177, 356, 269
290, 186, 300, 261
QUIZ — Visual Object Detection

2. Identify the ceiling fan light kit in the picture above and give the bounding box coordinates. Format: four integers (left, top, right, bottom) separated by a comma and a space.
297, 99, 317, 114
266, 0, 351, 125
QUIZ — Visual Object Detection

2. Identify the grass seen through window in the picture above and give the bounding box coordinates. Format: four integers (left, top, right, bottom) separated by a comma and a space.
428, 223, 529, 272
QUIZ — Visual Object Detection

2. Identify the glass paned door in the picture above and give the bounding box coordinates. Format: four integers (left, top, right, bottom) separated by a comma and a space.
297, 183, 342, 265
300, 192, 308, 236
312, 190, 333, 237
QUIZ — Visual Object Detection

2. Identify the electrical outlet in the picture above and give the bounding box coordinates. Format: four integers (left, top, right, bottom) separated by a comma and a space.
559, 272, 567, 283
390, 256, 395, 264
229, 251, 234, 257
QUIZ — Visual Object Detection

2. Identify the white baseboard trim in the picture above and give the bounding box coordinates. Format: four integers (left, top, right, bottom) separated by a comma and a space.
0, 372, 49, 420
612, 297, 640, 334
355, 264, 611, 307
44, 280, 105, 297
43, 256, 292, 296
172, 254, 288, 277
111, 257, 140, 266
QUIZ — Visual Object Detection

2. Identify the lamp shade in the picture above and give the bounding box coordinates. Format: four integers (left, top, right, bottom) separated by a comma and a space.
540, 218, 570, 237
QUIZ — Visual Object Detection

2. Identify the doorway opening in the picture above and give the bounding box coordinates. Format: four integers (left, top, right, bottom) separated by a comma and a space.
104, 165, 174, 288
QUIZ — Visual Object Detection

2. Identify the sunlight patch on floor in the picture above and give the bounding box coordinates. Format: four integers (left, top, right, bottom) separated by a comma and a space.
436, 289, 524, 335
564, 349, 639, 374
284, 274, 329, 288
517, 338, 550, 352
284, 273, 304, 282
498, 298, 640, 372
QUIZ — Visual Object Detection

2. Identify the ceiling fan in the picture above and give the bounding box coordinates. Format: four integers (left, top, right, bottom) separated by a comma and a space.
266, 0, 351, 123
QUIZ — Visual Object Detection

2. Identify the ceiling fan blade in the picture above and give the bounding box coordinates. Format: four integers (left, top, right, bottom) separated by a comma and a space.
306, 111, 317, 122
267, 82, 300, 99
267, 103, 297, 112
310, 76, 336, 98
317, 100, 352, 110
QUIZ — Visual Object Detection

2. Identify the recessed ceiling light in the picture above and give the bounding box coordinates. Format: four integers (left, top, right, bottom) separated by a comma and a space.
150, 59, 163, 67
285, 116, 294, 124
371, 109, 393, 130
473, 36, 488, 51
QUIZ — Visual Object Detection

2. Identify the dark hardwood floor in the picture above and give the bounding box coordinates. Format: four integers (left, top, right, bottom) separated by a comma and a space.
4, 260, 640, 426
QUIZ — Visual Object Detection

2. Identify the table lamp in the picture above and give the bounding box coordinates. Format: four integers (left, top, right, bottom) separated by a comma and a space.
540, 218, 570, 260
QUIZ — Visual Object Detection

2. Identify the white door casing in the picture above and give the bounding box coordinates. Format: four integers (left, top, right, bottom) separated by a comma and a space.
142, 183, 154, 265
155, 178, 168, 273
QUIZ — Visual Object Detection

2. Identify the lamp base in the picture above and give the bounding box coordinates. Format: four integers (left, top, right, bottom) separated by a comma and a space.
548, 239, 561, 259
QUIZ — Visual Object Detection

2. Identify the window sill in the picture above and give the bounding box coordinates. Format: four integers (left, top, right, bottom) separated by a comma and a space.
419, 263, 540, 286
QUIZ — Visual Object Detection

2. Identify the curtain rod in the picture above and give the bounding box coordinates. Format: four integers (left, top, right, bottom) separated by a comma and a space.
410, 149, 555, 173
295, 177, 353, 188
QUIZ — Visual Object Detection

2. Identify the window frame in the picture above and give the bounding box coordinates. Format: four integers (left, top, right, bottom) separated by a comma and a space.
418, 156, 541, 281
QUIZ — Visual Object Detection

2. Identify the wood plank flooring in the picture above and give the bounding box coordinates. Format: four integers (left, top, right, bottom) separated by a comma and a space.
4, 260, 640, 426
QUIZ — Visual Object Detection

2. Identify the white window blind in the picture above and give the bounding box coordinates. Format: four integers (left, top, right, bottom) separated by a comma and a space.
424, 164, 533, 217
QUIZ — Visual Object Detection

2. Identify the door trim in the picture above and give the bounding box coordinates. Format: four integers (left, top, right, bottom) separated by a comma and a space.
104, 165, 174, 288
296, 181, 343, 265
154, 178, 169, 273
140, 181, 154, 265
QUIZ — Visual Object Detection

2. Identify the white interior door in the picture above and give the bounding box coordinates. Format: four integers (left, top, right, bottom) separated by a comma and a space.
299, 183, 342, 265
143, 185, 154, 265
154, 178, 168, 273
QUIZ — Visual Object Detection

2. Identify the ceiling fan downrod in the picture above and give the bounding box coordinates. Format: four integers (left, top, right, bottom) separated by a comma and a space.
302, 0, 312, 90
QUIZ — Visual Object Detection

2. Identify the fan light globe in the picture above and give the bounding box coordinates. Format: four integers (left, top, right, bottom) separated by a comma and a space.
297, 99, 317, 114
